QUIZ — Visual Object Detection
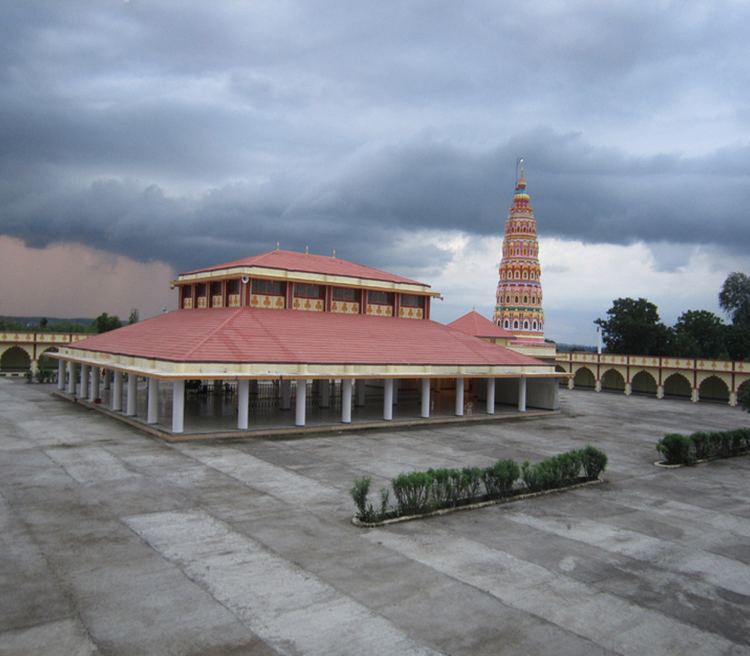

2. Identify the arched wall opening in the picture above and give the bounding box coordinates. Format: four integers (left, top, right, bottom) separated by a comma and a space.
0, 346, 31, 371
38, 348, 59, 371
663, 373, 692, 399
600, 368, 626, 392
698, 376, 729, 403
631, 371, 657, 396
573, 367, 595, 390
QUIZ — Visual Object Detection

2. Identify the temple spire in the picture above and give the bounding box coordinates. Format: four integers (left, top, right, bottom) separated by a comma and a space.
493, 162, 545, 340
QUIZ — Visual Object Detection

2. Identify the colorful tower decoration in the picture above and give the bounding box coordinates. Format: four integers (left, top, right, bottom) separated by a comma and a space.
493, 161, 545, 341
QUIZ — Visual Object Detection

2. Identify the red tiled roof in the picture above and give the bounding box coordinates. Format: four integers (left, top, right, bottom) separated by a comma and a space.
447, 311, 515, 339
71, 308, 547, 367
182, 249, 425, 287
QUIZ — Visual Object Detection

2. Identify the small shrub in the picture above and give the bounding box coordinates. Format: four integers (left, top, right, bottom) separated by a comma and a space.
579, 446, 608, 480
392, 471, 433, 515
521, 460, 544, 491
656, 433, 695, 465
459, 467, 482, 500
350, 477, 375, 521
482, 459, 520, 498
379, 487, 390, 517
690, 432, 711, 460
550, 451, 582, 483
429, 468, 458, 507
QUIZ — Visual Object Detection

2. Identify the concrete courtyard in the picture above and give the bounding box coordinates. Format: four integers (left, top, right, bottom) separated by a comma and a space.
1, 377, 749, 655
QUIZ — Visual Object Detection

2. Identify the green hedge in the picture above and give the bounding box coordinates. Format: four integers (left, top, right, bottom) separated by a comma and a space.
656, 428, 750, 465
351, 446, 607, 522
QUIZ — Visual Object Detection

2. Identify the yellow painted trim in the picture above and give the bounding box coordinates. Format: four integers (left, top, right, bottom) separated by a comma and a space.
49, 348, 558, 381
173, 266, 439, 297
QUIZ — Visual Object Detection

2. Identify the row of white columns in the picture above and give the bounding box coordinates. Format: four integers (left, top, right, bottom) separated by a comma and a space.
57, 361, 528, 434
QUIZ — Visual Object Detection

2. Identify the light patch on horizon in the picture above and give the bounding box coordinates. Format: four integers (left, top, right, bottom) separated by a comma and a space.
424, 233, 742, 343
0, 236, 175, 320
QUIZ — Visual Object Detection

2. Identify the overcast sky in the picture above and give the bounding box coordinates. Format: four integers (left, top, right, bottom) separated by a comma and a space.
1, 1, 748, 342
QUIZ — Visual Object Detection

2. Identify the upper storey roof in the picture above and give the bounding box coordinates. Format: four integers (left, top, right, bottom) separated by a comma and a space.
177, 249, 436, 294
448, 311, 515, 339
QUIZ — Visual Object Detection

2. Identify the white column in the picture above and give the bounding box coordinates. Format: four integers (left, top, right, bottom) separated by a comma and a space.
356, 379, 366, 406
238, 379, 249, 430
392, 379, 399, 405
295, 378, 307, 426
280, 379, 291, 410
383, 379, 394, 421
656, 384, 664, 399
103, 370, 111, 391
595, 380, 602, 392
57, 360, 65, 390
455, 377, 465, 416
691, 388, 699, 403
126, 375, 137, 416
80, 365, 90, 401
91, 367, 100, 402
172, 380, 185, 433
729, 391, 738, 407
147, 378, 159, 424
421, 378, 430, 418
341, 379, 353, 423
518, 377, 527, 412
624, 382, 632, 396
567, 377, 575, 390
486, 378, 496, 415
319, 379, 331, 408
112, 371, 123, 411
66, 362, 75, 394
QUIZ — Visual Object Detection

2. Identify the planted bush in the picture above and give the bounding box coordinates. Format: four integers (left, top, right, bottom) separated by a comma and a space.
392, 471, 433, 515
579, 446, 608, 480
482, 459, 520, 498
350, 477, 375, 522
656, 433, 695, 465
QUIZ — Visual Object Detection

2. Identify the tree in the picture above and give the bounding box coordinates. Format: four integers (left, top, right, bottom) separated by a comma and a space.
93, 313, 122, 334
595, 298, 670, 356
128, 308, 139, 324
669, 310, 727, 359
719, 272, 750, 326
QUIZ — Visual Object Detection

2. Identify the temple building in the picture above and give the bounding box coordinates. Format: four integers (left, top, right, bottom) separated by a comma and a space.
51, 248, 559, 437
494, 163, 545, 343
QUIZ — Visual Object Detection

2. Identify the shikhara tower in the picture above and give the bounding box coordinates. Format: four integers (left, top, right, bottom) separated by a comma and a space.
493, 162, 545, 341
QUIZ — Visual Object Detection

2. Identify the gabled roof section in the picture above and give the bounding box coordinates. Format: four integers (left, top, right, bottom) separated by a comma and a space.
447, 310, 515, 339
178, 249, 433, 292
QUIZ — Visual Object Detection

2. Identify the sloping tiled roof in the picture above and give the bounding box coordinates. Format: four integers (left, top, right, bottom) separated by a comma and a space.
181, 249, 425, 286
447, 311, 515, 339
71, 308, 547, 367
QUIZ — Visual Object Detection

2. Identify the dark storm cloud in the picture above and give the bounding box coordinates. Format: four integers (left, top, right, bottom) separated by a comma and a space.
1, 1, 750, 275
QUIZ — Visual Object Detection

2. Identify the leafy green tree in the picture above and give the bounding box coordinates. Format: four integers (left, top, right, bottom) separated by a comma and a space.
93, 312, 122, 334
669, 310, 728, 359
128, 308, 139, 324
595, 298, 670, 355
719, 272, 750, 326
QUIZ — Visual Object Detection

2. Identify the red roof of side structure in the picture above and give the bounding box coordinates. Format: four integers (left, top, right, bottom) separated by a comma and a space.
71, 308, 547, 367
447, 311, 515, 339
181, 249, 425, 287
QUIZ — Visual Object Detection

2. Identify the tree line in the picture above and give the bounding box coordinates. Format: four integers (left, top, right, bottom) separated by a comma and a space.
0, 309, 139, 334
595, 272, 750, 361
